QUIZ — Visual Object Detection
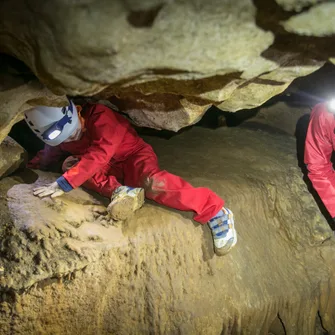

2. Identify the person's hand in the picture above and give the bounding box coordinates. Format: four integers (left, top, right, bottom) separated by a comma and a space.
33, 182, 64, 198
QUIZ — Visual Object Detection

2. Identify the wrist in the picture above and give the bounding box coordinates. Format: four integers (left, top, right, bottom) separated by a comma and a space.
56, 176, 73, 192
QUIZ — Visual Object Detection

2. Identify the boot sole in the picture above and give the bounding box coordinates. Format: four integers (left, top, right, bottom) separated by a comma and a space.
108, 188, 145, 221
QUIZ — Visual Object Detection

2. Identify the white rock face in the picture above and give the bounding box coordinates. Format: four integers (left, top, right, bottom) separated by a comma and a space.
275, 0, 321, 11
0, 0, 275, 95
0, 0, 334, 131
282, 2, 335, 36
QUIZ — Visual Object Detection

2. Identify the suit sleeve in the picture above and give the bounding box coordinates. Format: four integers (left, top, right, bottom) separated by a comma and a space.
27, 145, 65, 170
56, 107, 127, 191
304, 103, 335, 217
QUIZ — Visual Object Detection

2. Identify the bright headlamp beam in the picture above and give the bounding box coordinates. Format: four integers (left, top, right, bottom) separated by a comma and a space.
48, 129, 61, 140
328, 99, 335, 112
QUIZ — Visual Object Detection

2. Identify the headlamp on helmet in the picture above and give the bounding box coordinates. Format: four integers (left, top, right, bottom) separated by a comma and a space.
41, 104, 74, 141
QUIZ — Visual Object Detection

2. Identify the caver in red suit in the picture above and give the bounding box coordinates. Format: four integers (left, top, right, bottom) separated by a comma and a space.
28, 103, 224, 223
305, 102, 335, 219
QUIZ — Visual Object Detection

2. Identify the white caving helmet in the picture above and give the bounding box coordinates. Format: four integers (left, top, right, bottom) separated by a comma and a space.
24, 100, 79, 146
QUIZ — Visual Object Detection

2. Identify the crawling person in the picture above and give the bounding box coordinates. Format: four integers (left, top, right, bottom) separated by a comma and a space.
25, 100, 237, 256
305, 100, 335, 223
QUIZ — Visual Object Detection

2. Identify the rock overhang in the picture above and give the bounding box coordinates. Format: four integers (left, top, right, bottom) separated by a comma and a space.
0, 0, 335, 133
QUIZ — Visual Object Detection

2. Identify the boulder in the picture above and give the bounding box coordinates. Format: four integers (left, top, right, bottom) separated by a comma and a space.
0, 127, 334, 334
102, 93, 210, 131
0, 137, 26, 179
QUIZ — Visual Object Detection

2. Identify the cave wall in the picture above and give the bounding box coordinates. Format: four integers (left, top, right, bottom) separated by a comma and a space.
1, 0, 335, 132
0, 55, 67, 144
0, 2, 335, 333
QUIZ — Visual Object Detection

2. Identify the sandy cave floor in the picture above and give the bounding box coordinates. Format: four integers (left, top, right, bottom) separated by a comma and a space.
0, 125, 335, 334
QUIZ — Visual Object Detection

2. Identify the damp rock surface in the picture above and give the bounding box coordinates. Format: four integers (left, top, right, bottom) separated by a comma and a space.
0, 127, 334, 334
2, 0, 335, 131
0, 137, 26, 179
275, 0, 321, 11
282, 2, 335, 36
0, 55, 67, 143
0, 0, 276, 95
237, 100, 310, 135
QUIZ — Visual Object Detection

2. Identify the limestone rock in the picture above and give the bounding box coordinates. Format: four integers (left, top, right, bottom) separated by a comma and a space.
275, 0, 321, 11
229, 101, 310, 136
98, 63, 320, 130
0, 0, 275, 96
0, 127, 334, 334
0, 80, 67, 143
0, 55, 67, 143
109, 93, 210, 131
1, 0, 331, 132
282, 3, 335, 36
0, 137, 26, 179
217, 65, 321, 112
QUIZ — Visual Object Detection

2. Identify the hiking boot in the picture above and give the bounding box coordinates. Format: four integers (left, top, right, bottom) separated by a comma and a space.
107, 186, 145, 221
208, 207, 237, 256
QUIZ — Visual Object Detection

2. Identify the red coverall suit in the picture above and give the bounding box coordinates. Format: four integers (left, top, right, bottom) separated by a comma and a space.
305, 102, 335, 219
29, 103, 224, 223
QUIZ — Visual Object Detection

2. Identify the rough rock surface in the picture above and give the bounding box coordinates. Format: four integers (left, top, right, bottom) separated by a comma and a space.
100, 93, 211, 131
237, 61, 335, 137
275, 0, 321, 11
2, 0, 335, 131
0, 0, 276, 96
282, 3, 335, 36
225, 100, 309, 136
0, 55, 67, 143
0, 137, 26, 179
0, 127, 334, 334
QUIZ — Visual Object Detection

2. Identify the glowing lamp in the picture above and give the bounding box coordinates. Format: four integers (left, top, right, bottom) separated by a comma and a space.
47, 129, 61, 140
327, 99, 335, 113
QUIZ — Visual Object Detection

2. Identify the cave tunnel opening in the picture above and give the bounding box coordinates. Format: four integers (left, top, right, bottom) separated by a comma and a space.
3, 52, 335, 231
